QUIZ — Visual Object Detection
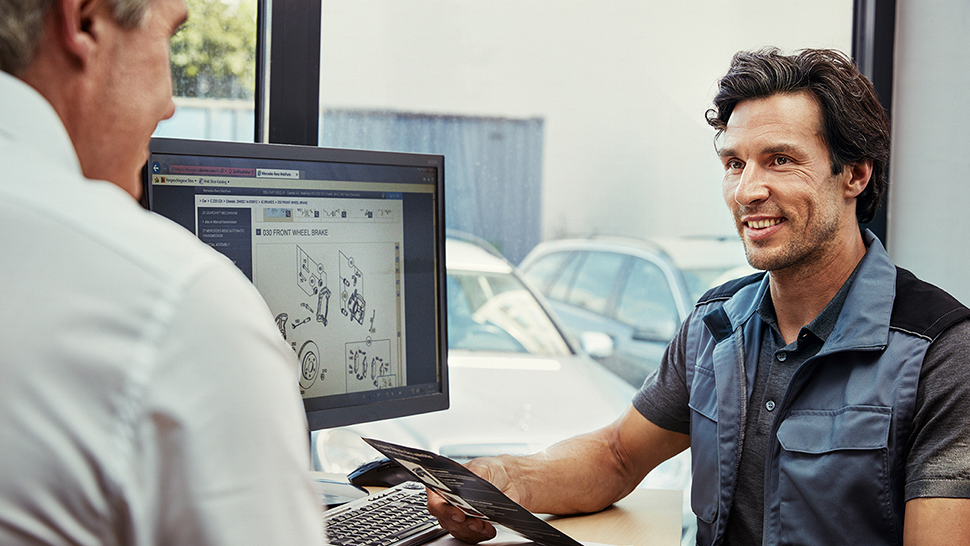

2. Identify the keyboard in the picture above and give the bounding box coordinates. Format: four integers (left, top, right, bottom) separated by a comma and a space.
324, 481, 448, 546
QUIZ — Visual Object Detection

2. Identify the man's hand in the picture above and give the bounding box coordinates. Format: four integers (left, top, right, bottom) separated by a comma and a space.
424, 407, 690, 543
425, 458, 513, 543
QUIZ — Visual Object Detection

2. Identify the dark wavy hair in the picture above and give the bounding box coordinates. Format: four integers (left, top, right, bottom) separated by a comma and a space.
705, 48, 890, 224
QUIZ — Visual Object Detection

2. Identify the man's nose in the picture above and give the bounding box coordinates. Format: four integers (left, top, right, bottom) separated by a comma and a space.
163, 96, 176, 121
734, 164, 770, 206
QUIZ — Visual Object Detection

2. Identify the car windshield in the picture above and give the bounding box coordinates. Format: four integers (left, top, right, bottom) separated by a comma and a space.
447, 269, 572, 356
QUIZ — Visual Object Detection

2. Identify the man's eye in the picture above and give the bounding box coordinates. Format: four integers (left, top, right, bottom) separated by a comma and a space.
773, 156, 791, 166
726, 160, 743, 170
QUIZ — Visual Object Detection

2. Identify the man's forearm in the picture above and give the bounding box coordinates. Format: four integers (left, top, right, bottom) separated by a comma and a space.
904, 498, 970, 545
491, 407, 691, 515
497, 431, 641, 514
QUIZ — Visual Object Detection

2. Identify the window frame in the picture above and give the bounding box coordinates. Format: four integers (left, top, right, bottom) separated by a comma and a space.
255, 0, 321, 146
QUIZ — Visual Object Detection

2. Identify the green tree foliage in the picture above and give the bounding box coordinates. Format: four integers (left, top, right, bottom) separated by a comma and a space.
170, 0, 257, 99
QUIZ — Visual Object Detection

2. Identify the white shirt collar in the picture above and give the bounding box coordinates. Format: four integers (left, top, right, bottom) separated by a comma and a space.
0, 71, 83, 176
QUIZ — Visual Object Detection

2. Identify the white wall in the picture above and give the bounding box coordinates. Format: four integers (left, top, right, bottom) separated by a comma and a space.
890, 0, 970, 304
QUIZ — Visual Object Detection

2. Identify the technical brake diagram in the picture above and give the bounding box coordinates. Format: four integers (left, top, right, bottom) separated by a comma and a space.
298, 245, 331, 326
346, 338, 393, 390
298, 340, 326, 392
339, 251, 366, 325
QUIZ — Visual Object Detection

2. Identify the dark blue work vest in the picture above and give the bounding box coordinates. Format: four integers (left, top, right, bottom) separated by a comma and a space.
684, 234, 970, 545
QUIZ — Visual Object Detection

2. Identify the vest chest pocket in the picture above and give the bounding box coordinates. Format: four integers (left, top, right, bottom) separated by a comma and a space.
777, 405, 890, 453
774, 406, 895, 545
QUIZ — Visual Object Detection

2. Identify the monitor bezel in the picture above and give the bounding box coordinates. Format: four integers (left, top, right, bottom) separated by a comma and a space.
142, 137, 449, 430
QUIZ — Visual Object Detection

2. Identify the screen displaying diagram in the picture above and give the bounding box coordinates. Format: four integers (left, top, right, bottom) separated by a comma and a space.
197, 194, 407, 399
147, 139, 445, 431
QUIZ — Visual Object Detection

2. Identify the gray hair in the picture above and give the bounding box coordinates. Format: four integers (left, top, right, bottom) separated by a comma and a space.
0, 0, 153, 75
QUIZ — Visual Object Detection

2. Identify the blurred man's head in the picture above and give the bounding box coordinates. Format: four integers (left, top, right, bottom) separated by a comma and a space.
2, 0, 186, 197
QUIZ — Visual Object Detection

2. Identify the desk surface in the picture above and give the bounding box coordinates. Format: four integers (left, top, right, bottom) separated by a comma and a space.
542, 488, 681, 546
428, 488, 682, 546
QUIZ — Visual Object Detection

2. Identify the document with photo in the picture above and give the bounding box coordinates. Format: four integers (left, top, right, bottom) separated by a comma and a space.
363, 438, 583, 546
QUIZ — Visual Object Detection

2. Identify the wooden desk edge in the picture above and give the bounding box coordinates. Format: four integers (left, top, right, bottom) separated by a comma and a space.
542, 488, 682, 546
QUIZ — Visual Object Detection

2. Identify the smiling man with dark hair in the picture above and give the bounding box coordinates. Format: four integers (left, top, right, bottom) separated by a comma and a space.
427, 48, 970, 546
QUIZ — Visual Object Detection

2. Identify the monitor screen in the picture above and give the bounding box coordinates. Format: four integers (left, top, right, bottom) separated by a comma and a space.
142, 137, 448, 430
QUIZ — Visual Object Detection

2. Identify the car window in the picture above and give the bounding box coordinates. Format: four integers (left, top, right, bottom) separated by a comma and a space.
565, 251, 626, 315
614, 258, 680, 340
520, 251, 570, 293
447, 271, 571, 356
547, 252, 582, 302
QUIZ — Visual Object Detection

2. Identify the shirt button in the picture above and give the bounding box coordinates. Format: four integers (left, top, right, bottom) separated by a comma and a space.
776, 352, 787, 362
766, 400, 776, 411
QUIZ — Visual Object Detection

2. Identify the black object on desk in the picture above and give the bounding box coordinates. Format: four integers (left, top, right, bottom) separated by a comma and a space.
349, 457, 414, 488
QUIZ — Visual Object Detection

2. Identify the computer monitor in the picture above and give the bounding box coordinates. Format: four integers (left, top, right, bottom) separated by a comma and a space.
142, 137, 448, 430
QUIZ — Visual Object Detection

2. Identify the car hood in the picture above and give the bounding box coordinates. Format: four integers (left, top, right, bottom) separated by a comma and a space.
316, 350, 636, 472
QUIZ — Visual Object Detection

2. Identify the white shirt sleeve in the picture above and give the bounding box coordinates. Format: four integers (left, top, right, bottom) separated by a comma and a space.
130, 259, 325, 546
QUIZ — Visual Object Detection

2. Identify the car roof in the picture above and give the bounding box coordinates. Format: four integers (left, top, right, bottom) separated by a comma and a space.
648, 235, 749, 271
519, 236, 672, 269
445, 233, 513, 274
521, 235, 748, 272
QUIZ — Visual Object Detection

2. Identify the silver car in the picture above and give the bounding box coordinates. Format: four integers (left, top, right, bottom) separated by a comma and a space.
518, 236, 755, 388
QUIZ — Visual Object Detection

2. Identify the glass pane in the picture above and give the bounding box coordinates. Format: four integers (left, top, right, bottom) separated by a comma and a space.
315, 5, 853, 540
566, 251, 625, 315
317, 2, 852, 261
155, 0, 257, 141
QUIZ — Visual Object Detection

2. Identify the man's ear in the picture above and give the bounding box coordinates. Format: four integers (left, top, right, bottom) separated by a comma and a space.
844, 159, 873, 199
54, 0, 106, 66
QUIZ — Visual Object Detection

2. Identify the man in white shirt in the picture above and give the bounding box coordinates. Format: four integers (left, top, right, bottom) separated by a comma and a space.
0, 1, 325, 544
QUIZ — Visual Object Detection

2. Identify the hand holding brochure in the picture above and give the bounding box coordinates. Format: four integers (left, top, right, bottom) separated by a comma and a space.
363, 438, 583, 546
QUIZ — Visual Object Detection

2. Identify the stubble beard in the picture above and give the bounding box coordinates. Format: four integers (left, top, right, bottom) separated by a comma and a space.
737, 208, 842, 275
